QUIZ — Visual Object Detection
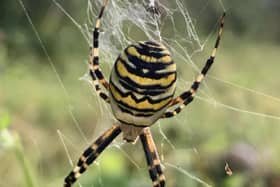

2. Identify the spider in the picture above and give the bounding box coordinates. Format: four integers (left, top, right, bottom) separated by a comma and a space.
64, 0, 225, 186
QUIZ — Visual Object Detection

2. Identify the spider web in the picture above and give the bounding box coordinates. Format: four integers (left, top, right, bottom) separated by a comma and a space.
17, 0, 280, 186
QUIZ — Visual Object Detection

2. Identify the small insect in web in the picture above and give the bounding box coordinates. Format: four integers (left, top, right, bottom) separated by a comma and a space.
146, 0, 161, 15
64, 0, 225, 186
225, 162, 233, 176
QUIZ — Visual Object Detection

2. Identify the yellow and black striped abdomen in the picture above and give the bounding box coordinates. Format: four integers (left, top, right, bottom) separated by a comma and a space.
109, 41, 177, 127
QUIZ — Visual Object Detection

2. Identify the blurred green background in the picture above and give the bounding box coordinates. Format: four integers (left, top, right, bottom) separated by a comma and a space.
1, 0, 280, 187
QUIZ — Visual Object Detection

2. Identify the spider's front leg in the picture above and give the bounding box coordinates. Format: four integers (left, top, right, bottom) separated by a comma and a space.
140, 128, 165, 187
64, 124, 121, 187
162, 12, 226, 118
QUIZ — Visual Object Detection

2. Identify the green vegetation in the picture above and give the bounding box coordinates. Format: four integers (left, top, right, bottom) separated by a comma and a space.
1, 0, 280, 187
0, 113, 37, 187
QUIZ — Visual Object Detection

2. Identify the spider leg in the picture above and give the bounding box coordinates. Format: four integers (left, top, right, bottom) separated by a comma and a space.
89, 0, 110, 102
162, 12, 225, 118
140, 128, 165, 187
89, 69, 110, 102
64, 124, 121, 187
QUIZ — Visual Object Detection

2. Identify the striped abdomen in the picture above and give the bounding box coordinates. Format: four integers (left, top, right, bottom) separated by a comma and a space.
109, 41, 176, 127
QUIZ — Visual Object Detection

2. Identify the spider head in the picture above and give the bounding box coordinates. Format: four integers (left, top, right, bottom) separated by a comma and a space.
120, 124, 143, 143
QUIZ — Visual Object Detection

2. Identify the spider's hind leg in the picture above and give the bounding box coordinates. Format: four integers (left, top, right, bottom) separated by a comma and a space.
89, 0, 110, 103
162, 12, 226, 118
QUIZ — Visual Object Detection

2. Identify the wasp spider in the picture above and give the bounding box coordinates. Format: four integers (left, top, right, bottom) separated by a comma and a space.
64, 0, 225, 186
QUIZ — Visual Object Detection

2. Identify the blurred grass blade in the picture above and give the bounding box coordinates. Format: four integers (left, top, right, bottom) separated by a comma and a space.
0, 112, 11, 131
14, 134, 38, 187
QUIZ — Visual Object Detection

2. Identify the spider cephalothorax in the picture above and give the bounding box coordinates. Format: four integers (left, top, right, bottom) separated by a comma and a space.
64, 0, 225, 186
